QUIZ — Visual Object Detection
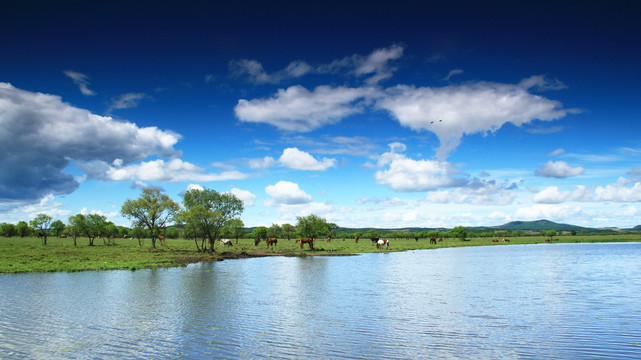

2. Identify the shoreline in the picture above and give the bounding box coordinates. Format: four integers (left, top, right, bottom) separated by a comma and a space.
2, 235, 640, 274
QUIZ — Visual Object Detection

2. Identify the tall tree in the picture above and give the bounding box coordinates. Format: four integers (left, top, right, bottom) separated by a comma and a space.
85, 214, 107, 246
66, 214, 86, 246
295, 214, 329, 239
51, 220, 66, 237
227, 218, 245, 244
281, 223, 296, 241
121, 188, 180, 249
30, 214, 52, 245
16, 221, 30, 237
180, 188, 244, 253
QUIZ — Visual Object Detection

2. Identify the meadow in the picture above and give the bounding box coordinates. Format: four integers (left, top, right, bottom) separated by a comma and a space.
1, 234, 640, 273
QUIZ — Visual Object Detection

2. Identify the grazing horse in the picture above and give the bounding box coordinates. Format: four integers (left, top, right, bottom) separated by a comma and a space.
355, 235, 359, 243
376, 239, 390, 249
296, 237, 315, 250
438, 238, 443, 242
370, 237, 380, 245
220, 238, 233, 246
266, 237, 277, 248
158, 235, 166, 246
326, 236, 331, 242
492, 239, 499, 242
415, 237, 419, 242
429, 236, 437, 244
502, 238, 510, 242
544, 238, 551, 243
254, 237, 261, 246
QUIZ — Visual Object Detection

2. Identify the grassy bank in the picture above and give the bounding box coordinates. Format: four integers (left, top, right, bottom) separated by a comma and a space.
1, 234, 640, 273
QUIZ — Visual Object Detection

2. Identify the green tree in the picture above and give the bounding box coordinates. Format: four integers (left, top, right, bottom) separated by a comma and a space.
179, 187, 244, 253
252, 226, 268, 241
227, 218, 245, 244
281, 223, 296, 241
66, 214, 85, 246
85, 214, 107, 246
268, 223, 282, 238
103, 222, 119, 245
132, 226, 148, 247
166, 227, 180, 239
545, 229, 557, 239
0, 223, 16, 237
50, 220, 66, 237
16, 221, 30, 237
121, 188, 180, 249
30, 214, 52, 245
449, 226, 467, 241
295, 214, 329, 239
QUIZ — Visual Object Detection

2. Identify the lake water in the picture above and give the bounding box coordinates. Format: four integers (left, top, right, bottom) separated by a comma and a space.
1, 242, 640, 359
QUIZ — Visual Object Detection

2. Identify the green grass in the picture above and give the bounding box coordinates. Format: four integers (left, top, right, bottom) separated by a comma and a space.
1, 234, 640, 273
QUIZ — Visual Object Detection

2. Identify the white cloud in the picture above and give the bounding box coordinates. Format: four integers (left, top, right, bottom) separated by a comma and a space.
248, 156, 276, 169
63, 70, 96, 96
533, 178, 641, 204
230, 188, 256, 207
425, 180, 516, 206
535, 160, 585, 178
376, 76, 574, 160
443, 69, 464, 81
278, 147, 336, 171
78, 158, 248, 183
514, 204, 580, 221
265, 181, 312, 205
0, 83, 180, 202
547, 148, 565, 156
229, 59, 314, 84
353, 44, 404, 84
235, 85, 378, 132
374, 143, 466, 192
356, 197, 405, 206
107, 92, 149, 113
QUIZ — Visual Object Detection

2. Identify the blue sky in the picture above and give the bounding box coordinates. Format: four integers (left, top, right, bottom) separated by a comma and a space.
1, 0, 641, 229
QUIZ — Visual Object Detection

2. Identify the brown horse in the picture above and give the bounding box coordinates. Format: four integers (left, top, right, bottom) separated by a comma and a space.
266, 237, 277, 248
296, 237, 315, 250
429, 236, 437, 244
354, 235, 359, 243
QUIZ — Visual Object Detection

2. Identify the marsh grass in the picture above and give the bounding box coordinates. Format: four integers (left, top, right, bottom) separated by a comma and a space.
1, 234, 639, 273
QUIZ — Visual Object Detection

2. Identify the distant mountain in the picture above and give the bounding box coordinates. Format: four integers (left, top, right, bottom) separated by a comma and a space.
495, 219, 590, 231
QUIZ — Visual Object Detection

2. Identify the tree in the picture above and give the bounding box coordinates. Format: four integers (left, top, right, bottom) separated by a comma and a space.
16, 221, 30, 237
166, 227, 180, 239
295, 214, 329, 239
132, 226, 148, 247
103, 222, 119, 245
268, 223, 282, 238
66, 214, 85, 246
227, 218, 244, 244
449, 226, 467, 241
281, 223, 296, 241
0, 223, 16, 237
85, 214, 107, 246
252, 226, 268, 241
179, 187, 244, 253
51, 220, 66, 237
30, 214, 52, 245
121, 188, 180, 249
545, 229, 557, 239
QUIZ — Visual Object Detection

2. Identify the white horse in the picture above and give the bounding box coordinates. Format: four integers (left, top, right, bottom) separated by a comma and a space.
220, 238, 233, 246
376, 239, 389, 249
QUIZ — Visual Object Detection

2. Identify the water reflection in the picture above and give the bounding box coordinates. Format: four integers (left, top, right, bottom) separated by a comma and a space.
1, 243, 640, 359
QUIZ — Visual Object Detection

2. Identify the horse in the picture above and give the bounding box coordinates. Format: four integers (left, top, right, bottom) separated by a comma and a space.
429, 236, 437, 244
370, 237, 380, 245
326, 236, 331, 242
296, 237, 315, 249
266, 237, 277, 248
376, 239, 390, 249
254, 237, 261, 246
354, 235, 359, 243
220, 238, 233, 246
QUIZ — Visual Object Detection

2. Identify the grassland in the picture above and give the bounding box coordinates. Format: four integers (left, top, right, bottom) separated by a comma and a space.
1, 234, 640, 273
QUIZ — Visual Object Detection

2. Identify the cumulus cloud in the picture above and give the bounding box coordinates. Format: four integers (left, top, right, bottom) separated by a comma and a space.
376, 76, 574, 160
535, 161, 584, 178
0, 83, 180, 202
425, 179, 517, 206
248, 156, 277, 169
63, 70, 96, 96
278, 147, 336, 171
533, 178, 641, 204
265, 181, 312, 205
235, 85, 378, 132
77, 158, 248, 183
374, 142, 466, 191
230, 188, 256, 207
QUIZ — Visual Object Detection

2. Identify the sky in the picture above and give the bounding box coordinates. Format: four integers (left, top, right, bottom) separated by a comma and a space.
1, 0, 641, 229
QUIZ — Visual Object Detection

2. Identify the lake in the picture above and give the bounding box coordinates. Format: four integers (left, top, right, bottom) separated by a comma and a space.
1, 242, 640, 359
